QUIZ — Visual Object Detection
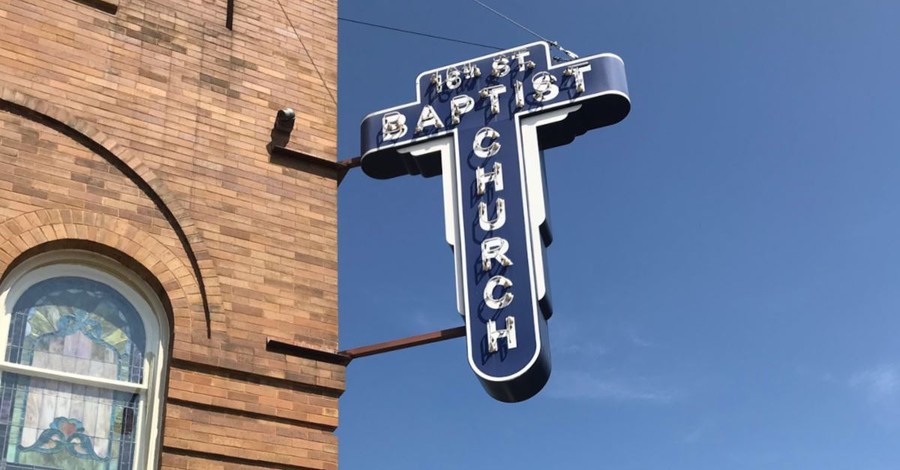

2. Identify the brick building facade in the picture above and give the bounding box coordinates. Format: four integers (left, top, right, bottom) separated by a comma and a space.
0, 0, 342, 468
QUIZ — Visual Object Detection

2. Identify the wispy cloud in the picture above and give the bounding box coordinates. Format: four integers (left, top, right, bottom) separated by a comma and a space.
555, 342, 609, 357
411, 310, 448, 330
682, 420, 715, 444
551, 321, 610, 357
546, 370, 676, 403
850, 364, 900, 410
626, 328, 653, 348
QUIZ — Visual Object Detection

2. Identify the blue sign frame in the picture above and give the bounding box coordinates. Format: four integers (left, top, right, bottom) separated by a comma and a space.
360, 42, 629, 402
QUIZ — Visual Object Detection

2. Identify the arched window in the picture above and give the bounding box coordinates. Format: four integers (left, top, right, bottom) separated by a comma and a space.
0, 252, 168, 469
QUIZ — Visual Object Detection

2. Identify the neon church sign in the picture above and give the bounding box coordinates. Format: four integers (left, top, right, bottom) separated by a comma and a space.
359, 41, 630, 402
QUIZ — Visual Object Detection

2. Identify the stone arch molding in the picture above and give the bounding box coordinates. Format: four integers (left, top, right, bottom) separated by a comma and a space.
0, 208, 199, 336
0, 85, 220, 336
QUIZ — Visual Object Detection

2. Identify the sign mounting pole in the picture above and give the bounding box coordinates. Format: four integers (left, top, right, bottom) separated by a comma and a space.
359, 41, 629, 402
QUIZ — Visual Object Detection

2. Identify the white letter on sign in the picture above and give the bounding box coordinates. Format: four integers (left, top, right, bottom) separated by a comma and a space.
382, 112, 408, 140
478, 198, 506, 231
446, 66, 462, 90
415, 105, 444, 133
479, 85, 507, 115
532, 71, 559, 102
511, 50, 534, 71
430, 72, 443, 93
491, 56, 510, 77
473, 127, 501, 158
462, 63, 481, 79
564, 63, 592, 94
484, 275, 514, 309
514, 80, 525, 109
481, 237, 513, 271
487, 316, 517, 353
450, 95, 475, 125
476, 162, 504, 195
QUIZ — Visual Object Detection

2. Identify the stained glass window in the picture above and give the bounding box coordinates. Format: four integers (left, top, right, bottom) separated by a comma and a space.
0, 260, 166, 470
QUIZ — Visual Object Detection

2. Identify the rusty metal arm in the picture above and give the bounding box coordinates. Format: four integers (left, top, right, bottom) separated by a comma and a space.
267, 325, 466, 366
269, 146, 361, 185
266, 108, 361, 184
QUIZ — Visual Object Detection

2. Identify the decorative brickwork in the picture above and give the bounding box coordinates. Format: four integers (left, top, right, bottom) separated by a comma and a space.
0, 0, 341, 468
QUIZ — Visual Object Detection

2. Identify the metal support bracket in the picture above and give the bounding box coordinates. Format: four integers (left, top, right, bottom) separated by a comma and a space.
265, 108, 360, 184
269, 146, 360, 185
267, 325, 466, 365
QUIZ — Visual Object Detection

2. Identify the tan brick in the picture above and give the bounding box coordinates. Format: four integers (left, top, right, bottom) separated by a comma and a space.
0, 0, 340, 467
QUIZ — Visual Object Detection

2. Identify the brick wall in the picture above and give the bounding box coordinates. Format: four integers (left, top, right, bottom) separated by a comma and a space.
0, 0, 341, 468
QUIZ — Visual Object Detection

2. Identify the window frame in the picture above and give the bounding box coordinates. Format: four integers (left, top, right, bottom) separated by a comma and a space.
0, 251, 168, 470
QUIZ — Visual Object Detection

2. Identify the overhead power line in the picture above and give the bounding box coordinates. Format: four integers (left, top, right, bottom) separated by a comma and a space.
471, 0, 580, 60
338, 17, 503, 51
471, 0, 551, 44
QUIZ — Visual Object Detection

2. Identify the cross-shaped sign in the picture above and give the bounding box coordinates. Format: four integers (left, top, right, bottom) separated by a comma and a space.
359, 41, 630, 402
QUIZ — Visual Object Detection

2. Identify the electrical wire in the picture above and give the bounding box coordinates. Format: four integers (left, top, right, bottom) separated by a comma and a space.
274, 0, 337, 105
338, 17, 503, 51
471, 0, 552, 44
275, 2, 581, 106
471, 0, 580, 60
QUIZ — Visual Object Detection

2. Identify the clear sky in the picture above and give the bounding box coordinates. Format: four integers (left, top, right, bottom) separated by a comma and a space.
335, 1, 900, 468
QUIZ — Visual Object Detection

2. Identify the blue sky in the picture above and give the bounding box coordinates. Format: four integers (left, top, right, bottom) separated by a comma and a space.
335, 1, 900, 468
